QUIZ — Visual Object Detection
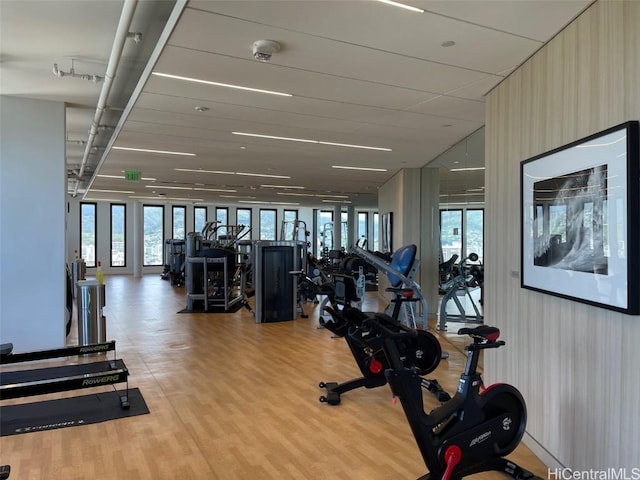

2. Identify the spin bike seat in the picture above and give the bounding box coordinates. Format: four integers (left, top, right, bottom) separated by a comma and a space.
458, 325, 500, 342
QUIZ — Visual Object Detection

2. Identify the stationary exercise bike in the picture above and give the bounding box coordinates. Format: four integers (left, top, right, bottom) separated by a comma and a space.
351, 310, 539, 480
318, 283, 450, 406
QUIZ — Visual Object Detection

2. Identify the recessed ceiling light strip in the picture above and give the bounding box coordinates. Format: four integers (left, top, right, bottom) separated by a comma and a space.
129, 195, 205, 202
90, 189, 136, 194
449, 167, 485, 172
174, 168, 290, 179
331, 165, 388, 172
376, 0, 424, 13
96, 174, 157, 180
235, 172, 290, 179
113, 146, 195, 156
260, 184, 306, 189
152, 72, 292, 97
231, 132, 391, 152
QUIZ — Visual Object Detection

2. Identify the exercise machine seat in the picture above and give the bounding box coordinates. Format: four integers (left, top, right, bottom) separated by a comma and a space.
387, 245, 417, 288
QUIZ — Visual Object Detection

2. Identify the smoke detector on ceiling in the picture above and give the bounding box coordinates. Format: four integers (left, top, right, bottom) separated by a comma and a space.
252, 40, 281, 62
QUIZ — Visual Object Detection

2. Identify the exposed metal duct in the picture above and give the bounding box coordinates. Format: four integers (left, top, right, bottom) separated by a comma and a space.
74, 0, 139, 195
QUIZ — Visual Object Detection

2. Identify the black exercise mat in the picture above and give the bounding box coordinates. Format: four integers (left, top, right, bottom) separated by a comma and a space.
0, 388, 149, 437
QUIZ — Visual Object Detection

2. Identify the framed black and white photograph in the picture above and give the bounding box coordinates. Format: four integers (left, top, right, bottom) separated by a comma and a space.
520, 121, 640, 314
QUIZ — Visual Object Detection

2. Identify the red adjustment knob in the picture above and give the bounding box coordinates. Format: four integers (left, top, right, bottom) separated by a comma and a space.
368, 357, 383, 374
442, 445, 462, 480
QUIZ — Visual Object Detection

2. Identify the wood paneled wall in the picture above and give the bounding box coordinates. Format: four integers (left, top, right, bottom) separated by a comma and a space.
485, 0, 640, 470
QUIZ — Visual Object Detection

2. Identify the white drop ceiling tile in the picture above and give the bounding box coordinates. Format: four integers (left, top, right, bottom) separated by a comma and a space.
188, 0, 542, 74
152, 46, 438, 110
360, 109, 482, 132
407, 96, 485, 123
169, 8, 492, 94
130, 94, 368, 134
420, 0, 591, 42
138, 76, 423, 125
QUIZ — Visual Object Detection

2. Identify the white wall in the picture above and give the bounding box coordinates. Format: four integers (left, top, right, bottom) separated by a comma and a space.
0, 96, 66, 351
485, 0, 640, 470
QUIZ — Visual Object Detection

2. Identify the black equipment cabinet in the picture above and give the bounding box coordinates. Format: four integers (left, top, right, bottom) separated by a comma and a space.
254, 241, 303, 323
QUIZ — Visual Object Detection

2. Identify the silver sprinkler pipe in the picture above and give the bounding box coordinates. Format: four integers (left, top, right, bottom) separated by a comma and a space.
75, 0, 139, 193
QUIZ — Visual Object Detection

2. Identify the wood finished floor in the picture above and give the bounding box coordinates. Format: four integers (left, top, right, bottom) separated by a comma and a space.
0, 275, 547, 479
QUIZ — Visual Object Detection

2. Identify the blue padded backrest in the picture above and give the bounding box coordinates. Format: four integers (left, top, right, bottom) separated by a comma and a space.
387, 244, 417, 287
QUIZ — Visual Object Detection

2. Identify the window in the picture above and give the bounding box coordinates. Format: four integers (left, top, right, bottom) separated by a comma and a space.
372, 212, 379, 252
317, 210, 333, 252
465, 209, 484, 263
80, 202, 97, 267
216, 207, 228, 237
341, 211, 348, 249
440, 209, 462, 262
172, 205, 186, 239
236, 208, 252, 239
259, 209, 277, 240
284, 210, 298, 223
110, 204, 126, 267
357, 212, 368, 248
143, 205, 164, 266
194, 206, 207, 233
282, 209, 298, 240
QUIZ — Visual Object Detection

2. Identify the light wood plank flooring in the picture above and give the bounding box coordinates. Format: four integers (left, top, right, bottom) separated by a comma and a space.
1, 275, 548, 479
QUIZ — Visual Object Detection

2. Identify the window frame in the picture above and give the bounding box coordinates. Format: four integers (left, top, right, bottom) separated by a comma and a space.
143, 204, 165, 267
236, 208, 252, 239
110, 203, 126, 268
194, 206, 207, 234
259, 208, 277, 240
172, 205, 186, 240
80, 202, 97, 268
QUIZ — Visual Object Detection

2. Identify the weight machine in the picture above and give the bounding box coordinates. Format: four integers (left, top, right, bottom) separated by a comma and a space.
348, 244, 427, 330
184, 224, 252, 313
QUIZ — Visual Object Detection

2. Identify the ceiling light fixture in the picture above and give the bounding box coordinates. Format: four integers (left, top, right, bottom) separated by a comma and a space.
261, 184, 305, 189
97, 174, 157, 180
449, 167, 485, 172
331, 165, 388, 172
232, 132, 317, 144
152, 72, 292, 97
232, 132, 391, 151
235, 172, 291, 179
322, 199, 353, 204
173, 168, 289, 179
129, 195, 204, 202
195, 106, 209, 112
144, 185, 237, 193
277, 192, 316, 197
90, 188, 135, 194
376, 0, 424, 13
193, 187, 237, 193
174, 168, 234, 175
113, 146, 195, 156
